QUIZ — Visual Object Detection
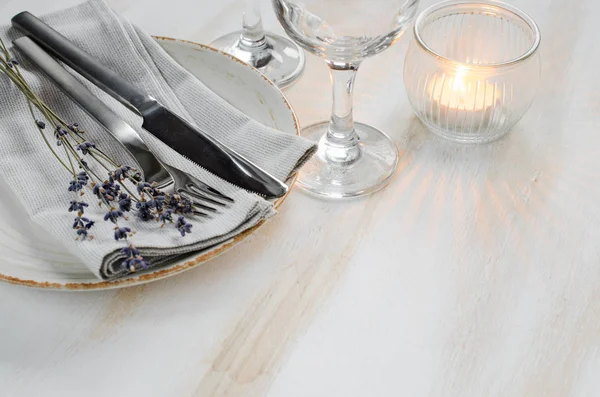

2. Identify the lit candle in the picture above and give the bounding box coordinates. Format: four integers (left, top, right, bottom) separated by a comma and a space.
428, 66, 498, 132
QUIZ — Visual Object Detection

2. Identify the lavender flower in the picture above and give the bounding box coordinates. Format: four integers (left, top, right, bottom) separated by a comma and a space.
118, 193, 132, 212
68, 200, 89, 213
175, 216, 192, 237
167, 195, 194, 214
120, 244, 149, 272
112, 165, 131, 181
55, 126, 68, 139
77, 171, 89, 184
92, 184, 102, 199
149, 195, 165, 210
104, 208, 124, 223
105, 181, 121, 199
122, 256, 150, 272
159, 209, 173, 224
136, 200, 154, 221
76, 141, 95, 155
76, 228, 89, 240
68, 179, 84, 192
136, 181, 162, 198
85, 220, 95, 230
68, 123, 80, 132
136, 182, 152, 194
55, 126, 68, 146
69, 172, 89, 192
183, 199, 195, 214
114, 226, 131, 241
73, 216, 91, 229
93, 180, 120, 201
178, 197, 195, 214
168, 194, 181, 209
68, 180, 79, 192
36, 120, 45, 129
10, 58, 18, 66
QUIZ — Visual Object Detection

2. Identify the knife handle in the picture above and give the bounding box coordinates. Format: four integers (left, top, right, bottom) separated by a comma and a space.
11, 11, 152, 113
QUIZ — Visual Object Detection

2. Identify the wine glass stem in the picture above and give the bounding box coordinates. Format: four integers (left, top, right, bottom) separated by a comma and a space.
240, 0, 267, 48
324, 63, 361, 163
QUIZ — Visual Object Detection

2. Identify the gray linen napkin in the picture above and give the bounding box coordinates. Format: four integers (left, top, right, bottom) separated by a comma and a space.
0, 0, 315, 280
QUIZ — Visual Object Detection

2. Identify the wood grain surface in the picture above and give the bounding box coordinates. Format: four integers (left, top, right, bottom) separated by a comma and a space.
1, 0, 599, 396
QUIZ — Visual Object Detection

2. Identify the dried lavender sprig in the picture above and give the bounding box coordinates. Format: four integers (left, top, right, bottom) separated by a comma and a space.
25, 99, 72, 173
0, 42, 201, 275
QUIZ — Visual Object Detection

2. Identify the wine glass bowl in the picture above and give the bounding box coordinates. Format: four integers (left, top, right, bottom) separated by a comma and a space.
273, 0, 419, 198
274, 0, 419, 63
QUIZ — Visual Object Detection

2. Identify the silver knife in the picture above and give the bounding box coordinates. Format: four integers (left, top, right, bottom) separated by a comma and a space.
13, 37, 172, 188
12, 11, 288, 199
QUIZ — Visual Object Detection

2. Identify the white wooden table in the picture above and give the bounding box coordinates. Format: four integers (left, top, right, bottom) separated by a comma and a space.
1, 0, 599, 396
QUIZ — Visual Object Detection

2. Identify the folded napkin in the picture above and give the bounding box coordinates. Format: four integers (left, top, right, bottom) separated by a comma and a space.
0, 0, 315, 280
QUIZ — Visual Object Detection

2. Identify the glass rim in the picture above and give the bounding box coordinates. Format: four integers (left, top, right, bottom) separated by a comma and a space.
413, 0, 541, 68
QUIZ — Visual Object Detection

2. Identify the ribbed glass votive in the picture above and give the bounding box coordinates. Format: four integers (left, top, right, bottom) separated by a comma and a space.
404, 0, 541, 143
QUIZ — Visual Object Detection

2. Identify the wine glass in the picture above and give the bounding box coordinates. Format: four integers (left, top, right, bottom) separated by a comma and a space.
210, 0, 305, 89
273, 0, 419, 198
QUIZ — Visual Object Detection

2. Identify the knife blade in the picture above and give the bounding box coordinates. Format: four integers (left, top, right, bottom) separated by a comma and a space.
12, 11, 288, 199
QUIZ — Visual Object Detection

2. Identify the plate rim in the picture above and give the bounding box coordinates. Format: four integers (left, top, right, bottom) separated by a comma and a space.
0, 36, 300, 291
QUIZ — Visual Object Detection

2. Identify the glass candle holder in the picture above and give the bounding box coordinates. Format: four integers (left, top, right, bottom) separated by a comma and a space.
404, 0, 541, 143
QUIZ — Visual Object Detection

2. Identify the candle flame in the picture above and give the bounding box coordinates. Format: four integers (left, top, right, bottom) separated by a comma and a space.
431, 66, 495, 111
451, 66, 469, 93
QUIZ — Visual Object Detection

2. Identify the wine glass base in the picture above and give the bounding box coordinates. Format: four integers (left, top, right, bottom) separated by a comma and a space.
298, 122, 399, 199
210, 31, 305, 89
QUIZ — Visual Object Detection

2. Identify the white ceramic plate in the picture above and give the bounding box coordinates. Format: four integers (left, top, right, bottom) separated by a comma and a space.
0, 37, 298, 290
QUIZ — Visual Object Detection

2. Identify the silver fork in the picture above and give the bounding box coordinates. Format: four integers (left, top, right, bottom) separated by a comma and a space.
162, 164, 233, 216
14, 37, 233, 214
